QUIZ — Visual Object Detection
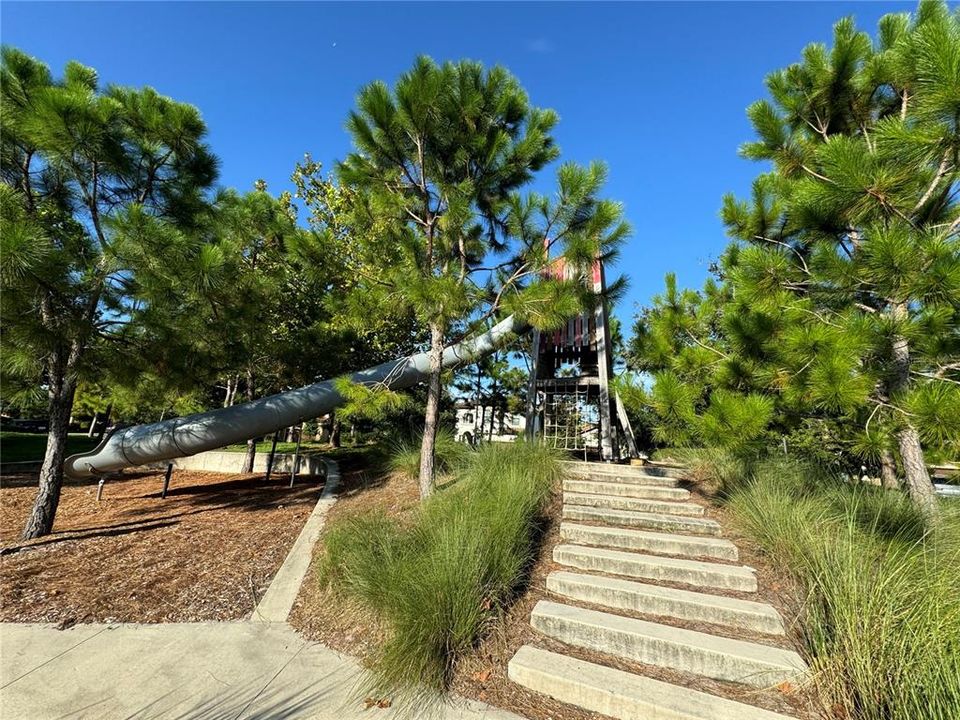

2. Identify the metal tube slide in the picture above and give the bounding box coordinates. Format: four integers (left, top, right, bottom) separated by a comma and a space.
65, 315, 527, 479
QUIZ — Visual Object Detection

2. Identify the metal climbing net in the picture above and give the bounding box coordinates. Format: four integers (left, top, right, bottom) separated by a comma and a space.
541, 385, 601, 455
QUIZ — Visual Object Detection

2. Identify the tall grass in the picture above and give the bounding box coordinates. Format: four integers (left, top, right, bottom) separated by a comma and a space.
653, 446, 755, 496
726, 459, 960, 720
319, 441, 561, 708
387, 427, 474, 480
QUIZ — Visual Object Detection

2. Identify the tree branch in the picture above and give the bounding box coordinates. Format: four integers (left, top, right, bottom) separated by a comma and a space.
755, 235, 811, 275
912, 370, 960, 386
684, 329, 729, 359
913, 151, 953, 214
801, 165, 834, 184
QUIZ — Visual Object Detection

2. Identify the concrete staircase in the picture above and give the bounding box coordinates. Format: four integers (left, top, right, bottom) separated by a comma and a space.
562, 505, 722, 535
508, 461, 807, 720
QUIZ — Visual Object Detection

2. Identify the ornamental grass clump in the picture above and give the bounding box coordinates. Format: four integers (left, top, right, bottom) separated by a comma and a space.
319, 441, 561, 708
387, 427, 473, 481
727, 460, 960, 720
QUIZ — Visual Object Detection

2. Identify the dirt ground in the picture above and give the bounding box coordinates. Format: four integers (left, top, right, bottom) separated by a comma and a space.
1, 468, 324, 625
289, 462, 816, 720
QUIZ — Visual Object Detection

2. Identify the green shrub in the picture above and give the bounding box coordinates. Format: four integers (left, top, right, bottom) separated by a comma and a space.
319, 441, 561, 708
727, 461, 960, 720
652, 446, 755, 496
387, 427, 473, 480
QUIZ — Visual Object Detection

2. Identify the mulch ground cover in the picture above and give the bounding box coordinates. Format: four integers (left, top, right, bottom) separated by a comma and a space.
1, 467, 324, 625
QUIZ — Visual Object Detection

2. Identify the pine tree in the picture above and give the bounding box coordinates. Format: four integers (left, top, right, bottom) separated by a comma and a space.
723, 0, 960, 517
321, 57, 628, 497
201, 186, 301, 471
1, 49, 218, 538
628, 1, 959, 519
626, 271, 779, 453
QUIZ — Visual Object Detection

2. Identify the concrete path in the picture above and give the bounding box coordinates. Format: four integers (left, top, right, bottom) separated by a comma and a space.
0, 622, 520, 720
251, 461, 340, 623
1, 458, 521, 720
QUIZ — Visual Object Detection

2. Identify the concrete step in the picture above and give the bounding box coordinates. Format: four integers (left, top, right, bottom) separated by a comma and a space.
565, 491, 704, 517
509, 645, 796, 720
563, 504, 721, 535
564, 461, 646, 474
554, 544, 758, 592
530, 601, 807, 688
569, 470, 681, 488
547, 571, 785, 635
642, 463, 689, 480
564, 479, 690, 502
561, 523, 738, 561
565, 461, 687, 478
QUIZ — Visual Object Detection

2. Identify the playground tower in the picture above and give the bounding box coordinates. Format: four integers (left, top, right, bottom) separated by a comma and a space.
525, 258, 637, 461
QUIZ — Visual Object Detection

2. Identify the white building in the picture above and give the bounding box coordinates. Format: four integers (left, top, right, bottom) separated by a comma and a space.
455, 404, 526, 444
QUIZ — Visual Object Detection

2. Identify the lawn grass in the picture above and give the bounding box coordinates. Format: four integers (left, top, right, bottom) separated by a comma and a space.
724, 456, 960, 720
318, 440, 561, 709
0, 432, 99, 464
219, 438, 349, 456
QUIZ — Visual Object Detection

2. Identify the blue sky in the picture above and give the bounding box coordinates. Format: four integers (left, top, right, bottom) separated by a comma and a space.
2, 1, 914, 328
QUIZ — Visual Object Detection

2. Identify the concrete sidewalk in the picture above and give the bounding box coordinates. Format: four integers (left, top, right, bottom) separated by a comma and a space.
1, 458, 522, 720
0, 621, 522, 720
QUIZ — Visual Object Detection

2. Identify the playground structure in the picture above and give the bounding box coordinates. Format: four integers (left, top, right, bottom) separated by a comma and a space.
64, 259, 637, 480
525, 258, 638, 461
64, 315, 527, 479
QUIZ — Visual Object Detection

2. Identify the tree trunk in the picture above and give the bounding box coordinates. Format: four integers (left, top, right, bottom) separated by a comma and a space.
475, 365, 483, 439
329, 411, 341, 448
22, 367, 77, 539
96, 403, 111, 442
223, 375, 238, 408
242, 439, 257, 473
898, 426, 937, 517
490, 380, 500, 441
87, 411, 99, 438
25, 276, 100, 539
890, 302, 938, 520
242, 367, 256, 473
418, 322, 445, 498
880, 448, 900, 490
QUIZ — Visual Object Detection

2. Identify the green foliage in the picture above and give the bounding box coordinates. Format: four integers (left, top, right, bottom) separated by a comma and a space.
452, 344, 531, 436
1, 48, 228, 535
107, 374, 206, 423
727, 459, 960, 720
1, 48, 219, 407
652, 446, 754, 497
333, 377, 413, 423
626, 2, 960, 494
300, 56, 628, 490
647, 371, 696, 446
335, 56, 561, 331
907, 382, 960, 453
387, 428, 472, 480
318, 442, 561, 707
696, 390, 774, 453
